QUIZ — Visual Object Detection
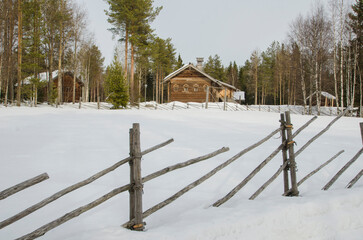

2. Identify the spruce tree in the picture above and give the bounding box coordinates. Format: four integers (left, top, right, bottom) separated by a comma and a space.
175, 54, 183, 70
105, 56, 129, 109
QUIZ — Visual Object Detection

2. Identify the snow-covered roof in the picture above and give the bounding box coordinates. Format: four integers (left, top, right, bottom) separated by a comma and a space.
23, 70, 59, 84
306, 91, 336, 100
163, 63, 238, 91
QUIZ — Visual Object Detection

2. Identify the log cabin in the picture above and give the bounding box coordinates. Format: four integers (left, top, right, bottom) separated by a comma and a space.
22, 70, 83, 103
52, 71, 84, 102
163, 58, 238, 103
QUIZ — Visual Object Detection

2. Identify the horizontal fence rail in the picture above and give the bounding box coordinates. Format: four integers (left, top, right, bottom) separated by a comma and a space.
0, 173, 49, 200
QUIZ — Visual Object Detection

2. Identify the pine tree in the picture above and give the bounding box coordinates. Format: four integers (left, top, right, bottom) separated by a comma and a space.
105, 56, 129, 109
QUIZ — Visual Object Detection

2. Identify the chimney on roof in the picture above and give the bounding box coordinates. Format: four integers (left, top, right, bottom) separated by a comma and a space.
196, 57, 204, 71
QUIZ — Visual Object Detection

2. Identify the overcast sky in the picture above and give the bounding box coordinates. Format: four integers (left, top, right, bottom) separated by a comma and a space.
76, 0, 332, 67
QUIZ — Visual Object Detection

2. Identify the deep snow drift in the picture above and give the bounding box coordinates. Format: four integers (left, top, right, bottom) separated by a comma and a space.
0, 105, 362, 240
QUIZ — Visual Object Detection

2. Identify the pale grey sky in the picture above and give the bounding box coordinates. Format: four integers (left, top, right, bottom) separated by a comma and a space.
77, 0, 330, 67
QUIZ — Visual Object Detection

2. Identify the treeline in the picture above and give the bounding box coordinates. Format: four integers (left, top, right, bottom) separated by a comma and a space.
0, 0, 104, 106
1, 0, 362, 114
203, 0, 362, 116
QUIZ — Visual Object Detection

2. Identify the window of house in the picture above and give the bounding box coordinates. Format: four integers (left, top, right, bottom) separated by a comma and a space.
193, 84, 199, 92
173, 84, 179, 92
183, 84, 189, 92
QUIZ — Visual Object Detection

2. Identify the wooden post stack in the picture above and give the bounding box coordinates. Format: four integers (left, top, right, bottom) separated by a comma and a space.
284, 111, 299, 196
129, 123, 144, 231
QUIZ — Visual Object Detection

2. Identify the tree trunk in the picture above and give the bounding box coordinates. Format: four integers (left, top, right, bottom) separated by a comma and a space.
299, 56, 307, 113
347, 44, 351, 108
315, 60, 321, 115
340, 41, 344, 112
57, 0, 64, 104
124, 27, 128, 82
16, 0, 22, 106
351, 42, 358, 110
72, 38, 78, 104
8, 0, 14, 104
255, 66, 258, 105
130, 43, 135, 105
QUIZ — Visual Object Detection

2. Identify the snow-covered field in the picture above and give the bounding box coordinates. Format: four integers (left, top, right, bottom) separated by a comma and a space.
0, 104, 362, 240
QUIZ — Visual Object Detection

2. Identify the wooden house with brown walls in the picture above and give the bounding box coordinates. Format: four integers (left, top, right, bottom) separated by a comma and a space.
163, 58, 238, 103
52, 71, 84, 102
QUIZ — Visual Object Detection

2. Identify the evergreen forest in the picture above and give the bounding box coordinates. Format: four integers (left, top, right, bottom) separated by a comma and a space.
0, 0, 362, 115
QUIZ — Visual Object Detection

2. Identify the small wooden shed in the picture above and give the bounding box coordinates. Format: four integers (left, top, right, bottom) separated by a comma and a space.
163, 60, 238, 103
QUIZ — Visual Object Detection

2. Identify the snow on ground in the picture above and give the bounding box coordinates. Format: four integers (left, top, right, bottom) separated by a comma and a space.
0, 104, 362, 240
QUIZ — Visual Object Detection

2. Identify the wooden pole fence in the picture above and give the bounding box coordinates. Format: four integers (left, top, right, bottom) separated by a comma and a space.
15, 147, 229, 240
249, 161, 289, 200
123, 128, 281, 228
322, 147, 363, 190
295, 107, 350, 157
297, 150, 344, 187
250, 114, 331, 200
213, 114, 317, 207
122, 127, 282, 228
283, 150, 344, 196
0, 138, 174, 229
212, 144, 284, 207
346, 169, 363, 188
0, 173, 49, 200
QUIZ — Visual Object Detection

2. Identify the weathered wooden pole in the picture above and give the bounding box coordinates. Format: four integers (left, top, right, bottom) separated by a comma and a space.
346, 169, 363, 188
323, 122, 363, 190
128, 127, 136, 225
280, 113, 289, 193
129, 123, 144, 231
205, 86, 209, 109
249, 161, 289, 200
0, 173, 49, 200
322, 148, 363, 190
285, 111, 299, 196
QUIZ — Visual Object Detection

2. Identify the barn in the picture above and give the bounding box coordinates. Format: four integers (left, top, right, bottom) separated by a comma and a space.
163, 58, 238, 103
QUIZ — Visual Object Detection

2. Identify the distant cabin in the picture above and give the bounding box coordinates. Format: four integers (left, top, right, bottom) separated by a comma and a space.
163, 58, 239, 103
22, 70, 83, 103
52, 71, 83, 102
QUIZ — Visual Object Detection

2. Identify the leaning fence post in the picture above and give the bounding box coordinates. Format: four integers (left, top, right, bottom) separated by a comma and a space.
280, 113, 289, 193
285, 111, 299, 196
129, 123, 144, 231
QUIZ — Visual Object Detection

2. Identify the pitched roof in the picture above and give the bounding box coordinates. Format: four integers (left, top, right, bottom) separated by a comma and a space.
163, 63, 238, 91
